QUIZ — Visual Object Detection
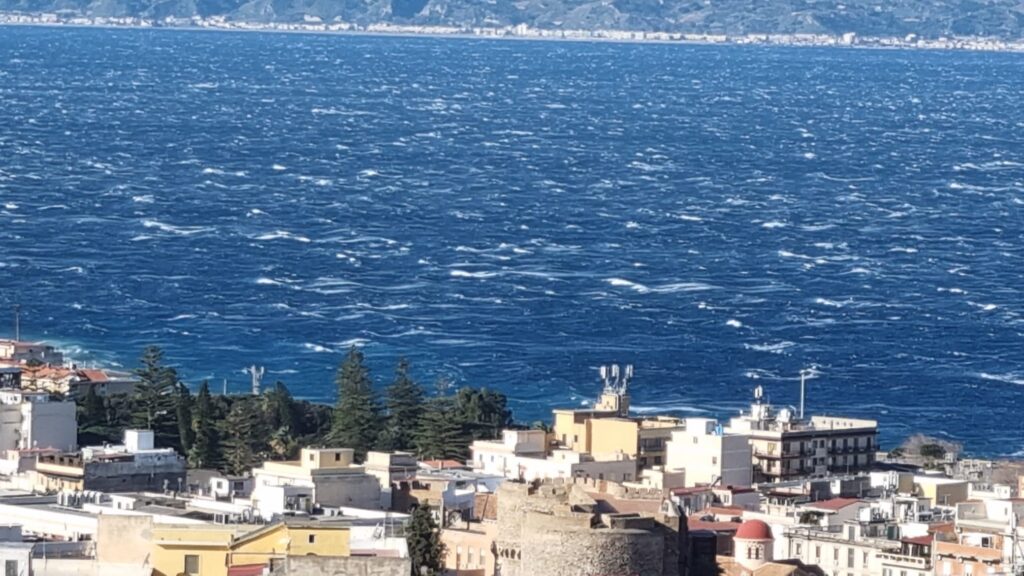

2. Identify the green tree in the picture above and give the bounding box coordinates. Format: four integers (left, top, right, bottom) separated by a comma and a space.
453, 387, 512, 441
131, 346, 180, 449
77, 384, 109, 445
379, 358, 424, 451
189, 381, 221, 469
407, 503, 445, 576
222, 397, 266, 475
920, 443, 946, 460
175, 384, 195, 456
414, 380, 466, 461
328, 347, 380, 461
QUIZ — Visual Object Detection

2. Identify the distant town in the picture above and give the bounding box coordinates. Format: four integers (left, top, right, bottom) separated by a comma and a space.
0, 334, 1020, 576
3, 13, 1024, 53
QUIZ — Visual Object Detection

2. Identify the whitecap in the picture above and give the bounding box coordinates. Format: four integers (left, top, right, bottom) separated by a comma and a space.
803, 152, 817, 160
272, 164, 287, 171
814, 297, 846, 308
978, 372, 1024, 386
450, 270, 499, 279
761, 221, 787, 229
676, 214, 703, 222
3, 203, 17, 210
744, 341, 795, 354
726, 319, 743, 328
303, 342, 336, 353
142, 219, 212, 236
606, 278, 650, 293
255, 230, 312, 243
169, 314, 197, 322
132, 195, 154, 203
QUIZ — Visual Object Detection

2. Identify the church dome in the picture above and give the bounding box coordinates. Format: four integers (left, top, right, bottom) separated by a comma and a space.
735, 519, 773, 541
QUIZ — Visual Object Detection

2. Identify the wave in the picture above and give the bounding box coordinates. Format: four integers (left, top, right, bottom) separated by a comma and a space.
744, 341, 795, 354
254, 230, 312, 243
605, 278, 650, 293
302, 342, 336, 353
450, 270, 500, 279
761, 221, 787, 229
978, 372, 1024, 386
141, 219, 213, 236
726, 319, 743, 328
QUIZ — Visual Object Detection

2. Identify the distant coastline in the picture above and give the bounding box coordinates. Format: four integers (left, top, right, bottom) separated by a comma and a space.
3, 13, 1024, 53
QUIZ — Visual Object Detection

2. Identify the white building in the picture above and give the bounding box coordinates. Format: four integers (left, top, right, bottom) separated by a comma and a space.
664, 418, 752, 488
471, 430, 637, 483
0, 389, 76, 453
250, 448, 381, 520
726, 387, 878, 482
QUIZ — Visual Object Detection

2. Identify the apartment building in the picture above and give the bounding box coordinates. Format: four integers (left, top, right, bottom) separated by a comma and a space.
726, 386, 878, 482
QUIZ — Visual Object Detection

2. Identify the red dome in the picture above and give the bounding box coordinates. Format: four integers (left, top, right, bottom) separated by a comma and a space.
735, 519, 773, 540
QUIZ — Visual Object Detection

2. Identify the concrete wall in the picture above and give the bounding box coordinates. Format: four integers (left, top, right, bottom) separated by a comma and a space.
33, 559, 149, 576
588, 418, 639, 459
269, 555, 410, 576
96, 515, 152, 568
314, 473, 382, 509
24, 401, 77, 452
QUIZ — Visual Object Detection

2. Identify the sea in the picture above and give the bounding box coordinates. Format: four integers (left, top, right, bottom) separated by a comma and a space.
0, 26, 1022, 456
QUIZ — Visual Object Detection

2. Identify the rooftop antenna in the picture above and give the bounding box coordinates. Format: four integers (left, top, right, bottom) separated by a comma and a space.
799, 368, 814, 419
599, 363, 633, 395
13, 305, 20, 341
246, 365, 264, 395
753, 385, 764, 404
222, 378, 228, 396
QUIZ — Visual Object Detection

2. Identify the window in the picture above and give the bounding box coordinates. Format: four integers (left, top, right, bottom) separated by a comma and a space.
863, 552, 868, 566
834, 548, 839, 562
815, 546, 821, 560
654, 456, 663, 465
712, 456, 718, 465
795, 543, 802, 555
184, 555, 200, 575
573, 435, 578, 443
847, 548, 854, 568
334, 453, 341, 461
308, 453, 315, 461
5, 560, 17, 576
308, 534, 316, 544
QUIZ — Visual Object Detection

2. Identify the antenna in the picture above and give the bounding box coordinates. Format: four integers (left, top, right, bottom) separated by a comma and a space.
799, 368, 814, 419
754, 385, 764, 402
13, 305, 20, 341
246, 365, 265, 395
222, 378, 228, 396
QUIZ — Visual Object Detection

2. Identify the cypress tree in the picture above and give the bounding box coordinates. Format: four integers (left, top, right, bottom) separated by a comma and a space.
380, 358, 424, 451
189, 381, 221, 469
328, 347, 380, 461
407, 503, 445, 576
131, 346, 179, 449
414, 380, 466, 461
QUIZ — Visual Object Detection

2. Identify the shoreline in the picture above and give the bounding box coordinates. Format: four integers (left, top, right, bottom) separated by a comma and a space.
2, 16, 1024, 54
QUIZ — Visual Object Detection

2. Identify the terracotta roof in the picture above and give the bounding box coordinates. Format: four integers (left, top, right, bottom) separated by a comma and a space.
473, 492, 498, 522
735, 519, 773, 540
77, 369, 109, 382
902, 535, 934, 546
804, 498, 862, 512
227, 564, 266, 576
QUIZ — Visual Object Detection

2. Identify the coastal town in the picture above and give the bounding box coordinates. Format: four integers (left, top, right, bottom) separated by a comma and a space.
0, 336, 1020, 576
2, 12, 1024, 53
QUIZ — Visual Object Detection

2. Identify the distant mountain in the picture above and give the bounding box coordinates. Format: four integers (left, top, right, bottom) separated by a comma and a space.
6, 0, 1024, 39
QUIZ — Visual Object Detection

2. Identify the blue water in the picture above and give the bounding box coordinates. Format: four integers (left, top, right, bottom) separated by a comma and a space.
1, 27, 1023, 456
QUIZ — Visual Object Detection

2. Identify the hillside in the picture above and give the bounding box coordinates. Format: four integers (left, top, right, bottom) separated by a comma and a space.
4, 0, 1024, 39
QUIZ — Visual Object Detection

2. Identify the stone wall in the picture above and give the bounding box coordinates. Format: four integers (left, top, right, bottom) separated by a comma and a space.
495, 480, 681, 576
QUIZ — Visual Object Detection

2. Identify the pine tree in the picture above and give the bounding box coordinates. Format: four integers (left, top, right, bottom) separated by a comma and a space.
222, 397, 265, 476
77, 384, 109, 445
407, 503, 445, 576
453, 387, 512, 441
189, 381, 221, 469
379, 358, 424, 451
175, 384, 195, 456
264, 381, 299, 460
131, 346, 180, 449
414, 380, 466, 461
328, 347, 380, 461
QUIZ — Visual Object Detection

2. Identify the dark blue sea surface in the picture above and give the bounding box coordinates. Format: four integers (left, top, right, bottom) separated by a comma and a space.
1, 26, 1023, 456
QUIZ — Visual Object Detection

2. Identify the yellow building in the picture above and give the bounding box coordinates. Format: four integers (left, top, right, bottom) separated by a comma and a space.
151, 520, 351, 576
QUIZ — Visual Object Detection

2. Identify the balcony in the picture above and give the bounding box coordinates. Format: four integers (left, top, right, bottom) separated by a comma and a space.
877, 552, 931, 570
